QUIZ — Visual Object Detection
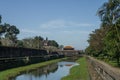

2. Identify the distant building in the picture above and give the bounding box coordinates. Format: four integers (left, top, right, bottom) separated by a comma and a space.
43, 37, 48, 46
63, 46, 74, 50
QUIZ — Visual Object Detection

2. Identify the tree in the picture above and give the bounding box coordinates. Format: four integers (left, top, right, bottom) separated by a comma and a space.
0, 15, 20, 46
22, 36, 44, 49
16, 40, 24, 47
97, 0, 120, 25
0, 16, 6, 37
0, 25, 6, 37
4, 24, 20, 46
22, 38, 33, 48
0, 16, 5, 45
59, 45, 64, 50
33, 36, 44, 49
86, 26, 107, 57
48, 40, 59, 48
97, 0, 120, 40
0, 15, 2, 24
97, 0, 120, 65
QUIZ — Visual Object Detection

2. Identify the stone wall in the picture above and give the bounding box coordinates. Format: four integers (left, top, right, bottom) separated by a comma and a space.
87, 56, 120, 80
57, 50, 80, 57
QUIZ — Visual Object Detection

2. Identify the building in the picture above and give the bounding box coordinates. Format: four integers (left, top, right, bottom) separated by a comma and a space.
57, 45, 79, 56
63, 46, 74, 50
43, 37, 48, 46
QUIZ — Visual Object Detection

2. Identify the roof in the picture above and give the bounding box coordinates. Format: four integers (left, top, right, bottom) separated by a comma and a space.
64, 46, 73, 49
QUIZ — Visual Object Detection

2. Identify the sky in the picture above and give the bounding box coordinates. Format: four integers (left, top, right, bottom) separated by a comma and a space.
0, 0, 108, 50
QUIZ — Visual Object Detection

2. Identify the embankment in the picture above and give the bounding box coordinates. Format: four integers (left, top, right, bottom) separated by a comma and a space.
87, 56, 120, 80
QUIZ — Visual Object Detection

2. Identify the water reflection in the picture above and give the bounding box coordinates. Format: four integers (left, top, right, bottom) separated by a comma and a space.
11, 61, 78, 80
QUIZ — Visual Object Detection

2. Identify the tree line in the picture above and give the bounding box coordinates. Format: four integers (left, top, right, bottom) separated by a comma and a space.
0, 16, 60, 50
85, 0, 120, 66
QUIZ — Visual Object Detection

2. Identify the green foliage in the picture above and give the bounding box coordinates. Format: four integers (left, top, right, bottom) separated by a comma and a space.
59, 45, 64, 50
33, 36, 44, 49
21, 36, 59, 49
0, 16, 20, 46
97, 0, 120, 25
16, 40, 24, 47
5, 24, 20, 46
104, 27, 119, 56
48, 40, 59, 47
86, 0, 120, 66
86, 27, 107, 57
0, 15, 2, 24
0, 25, 6, 36
22, 36, 44, 49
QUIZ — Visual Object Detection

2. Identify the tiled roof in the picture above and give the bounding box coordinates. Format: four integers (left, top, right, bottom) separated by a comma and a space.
64, 46, 73, 49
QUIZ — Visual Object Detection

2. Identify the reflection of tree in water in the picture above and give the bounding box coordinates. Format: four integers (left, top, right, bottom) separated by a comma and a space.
60, 64, 63, 67
48, 64, 58, 73
25, 63, 58, 78
29, 74, 32, 80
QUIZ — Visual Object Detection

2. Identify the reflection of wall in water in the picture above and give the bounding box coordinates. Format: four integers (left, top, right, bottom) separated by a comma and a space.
23, 63, 58, 78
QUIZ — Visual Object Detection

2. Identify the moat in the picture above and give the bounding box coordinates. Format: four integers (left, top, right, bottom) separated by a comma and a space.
10, 60, 78, 80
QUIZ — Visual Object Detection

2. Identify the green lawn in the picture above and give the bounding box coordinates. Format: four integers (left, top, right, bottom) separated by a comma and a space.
61, 57, 89, 80
0, 58, 66, 80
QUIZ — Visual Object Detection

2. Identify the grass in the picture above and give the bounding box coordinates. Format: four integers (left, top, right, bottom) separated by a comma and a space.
106, 60, 120, 67
61, 57, 89, 80
97, 57, 120, 67
0, 58, 66, 80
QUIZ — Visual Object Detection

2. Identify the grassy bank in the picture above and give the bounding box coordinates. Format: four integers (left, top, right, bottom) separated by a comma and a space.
0, 58, 66, 80
62, 57, 89, 80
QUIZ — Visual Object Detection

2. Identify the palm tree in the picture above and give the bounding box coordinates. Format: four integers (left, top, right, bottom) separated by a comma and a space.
98, 0, 120, 24
97, 0, 120, 43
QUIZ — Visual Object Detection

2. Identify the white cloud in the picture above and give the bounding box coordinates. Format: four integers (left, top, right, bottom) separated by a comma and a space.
20, 28, 90, 36
69, 22, 94, 27
21, 29, 37, 34
20, 19, 93, 37
57, 30, 90, 35
40, 20, 66, 29
40, 19, 94, 29
20, 29, 50, 35
20, 19, 91, 39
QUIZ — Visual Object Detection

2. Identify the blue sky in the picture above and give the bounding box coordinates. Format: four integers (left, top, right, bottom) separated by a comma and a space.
0, 0, 107, 50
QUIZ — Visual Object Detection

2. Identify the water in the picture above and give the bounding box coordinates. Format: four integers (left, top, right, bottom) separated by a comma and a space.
11, 61, 78, 80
